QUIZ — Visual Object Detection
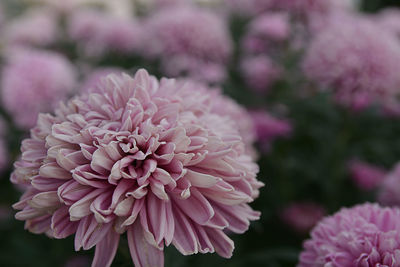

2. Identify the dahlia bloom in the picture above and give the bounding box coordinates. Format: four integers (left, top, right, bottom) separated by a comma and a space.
242, 12, 290, 54
142, 6, 232, 83
299, 203, 400, 266
4, 8, 58, 47
281, 202, 325, 234
240, 56, 282, 94
348, 160, 386, 191
12, 69, 263, 267
378, 163, 400, 207
302, 15, 400, 110
68, 9, 141, 56
1, 50, 76, 129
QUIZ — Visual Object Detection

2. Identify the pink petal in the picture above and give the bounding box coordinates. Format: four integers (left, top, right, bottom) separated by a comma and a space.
92, 230, 120, 267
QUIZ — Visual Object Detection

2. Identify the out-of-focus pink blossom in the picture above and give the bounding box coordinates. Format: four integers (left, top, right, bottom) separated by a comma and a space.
378, 163, 400, 207
281, 202, 325, 234
1, 49, 76, 129
68, 9, 142, 56
80, 67, 124, 94
250, 111, 292, 152
376, 8, 400, 38
240, 56, 282, 94
11, 69, 263, 267
348, 160, 387, 191
4, 8, 58, 47
142, 6, 232, 83
299, 203, 400, 267
303, 15, 400, 111
242, 12, 290, 54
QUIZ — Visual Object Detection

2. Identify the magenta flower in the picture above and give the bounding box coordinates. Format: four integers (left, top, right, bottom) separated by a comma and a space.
299, 203, 400, 267
1, 49, 76, 129
240, 56, 282, 94
68, 9, 141, 56
11, 69, 263, 267
142, 6, 232, 83
348, 160, 387, 191
302, 15, 400, 110
281, 202, 325, 234
378, 163, 400, 207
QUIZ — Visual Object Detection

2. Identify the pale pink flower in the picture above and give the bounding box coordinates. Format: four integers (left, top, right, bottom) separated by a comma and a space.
348, 160, 387, 191
281, 202, 325, 234
142, 6, 232, 83
4, 8, 58, 47
242, 12, 290, 54
299, 203, 400, 267
67, 9, 142, 56
376, 8, 400, 38
80, 68, 124, 94
11, 69, 263, 267
1, 49, 76, 129
378, 163, 400, 207
240, 56, 282, 94
303, 15, 400, 110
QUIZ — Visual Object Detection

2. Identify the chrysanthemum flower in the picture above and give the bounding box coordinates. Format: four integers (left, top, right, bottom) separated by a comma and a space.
281, 202, 325, 234
378, 163, 400, 207
240, 56, 282, 93
67, 9, 141, 56
1, 49, 76, 129
142, 6, 232, 83
4, 8, 58, 47
11, 69, 263, 267
348, 159, 386, 191
302, 15, 400, 110
299, 203, 400, 266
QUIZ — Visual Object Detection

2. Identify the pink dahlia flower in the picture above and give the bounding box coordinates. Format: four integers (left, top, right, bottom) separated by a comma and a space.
11, 69, 263, 267
142, 6, 232, 83
299, 203, 400, 266
281, 202, 325, 234
348, 160, 387, 191
378, 163, 400, 207
1, 49, 76, 129
67, 9, 141, 56
302, 15, 400, 110
4, 8, 58, 48
242, 12, 290, 54
240, 55, 282, 94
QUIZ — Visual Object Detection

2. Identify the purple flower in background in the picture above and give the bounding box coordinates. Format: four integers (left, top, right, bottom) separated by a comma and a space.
79, 67, 124, 94
303, 14, 400, 110
299, 203, 400, 267
68, 9, 141, 56
142, 6, 232, 83
4, 8, 58, 48
11, 69, 263, 267
242, 12, 290, 54
250, 111, 292, 152
1, 49, 76, 129
240, 56, 282, 94
348, 160, 387, 191
281, 202, 325, 234
378, 163, 400, 207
